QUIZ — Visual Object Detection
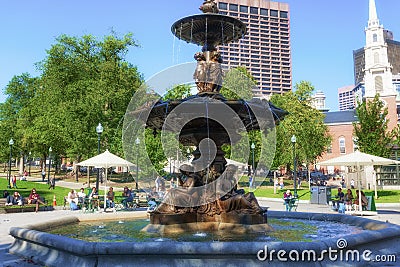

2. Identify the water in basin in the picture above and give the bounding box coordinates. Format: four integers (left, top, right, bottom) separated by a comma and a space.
48, 218, 363, 243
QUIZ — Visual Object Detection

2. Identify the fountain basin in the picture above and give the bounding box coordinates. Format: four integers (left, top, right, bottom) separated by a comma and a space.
8, 211, 400, 266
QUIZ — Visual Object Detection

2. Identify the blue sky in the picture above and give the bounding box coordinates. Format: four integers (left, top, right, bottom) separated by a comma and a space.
0, 0, 399, 111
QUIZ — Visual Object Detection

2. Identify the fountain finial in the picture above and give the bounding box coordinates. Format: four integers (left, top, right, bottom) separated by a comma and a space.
200, 0, 219, 14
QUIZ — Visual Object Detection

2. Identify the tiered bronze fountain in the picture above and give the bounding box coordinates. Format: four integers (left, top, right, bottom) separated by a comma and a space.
9, 2, 400, 266
142, 0, 287, 233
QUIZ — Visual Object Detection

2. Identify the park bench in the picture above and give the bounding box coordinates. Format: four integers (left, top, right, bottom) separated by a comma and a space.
283, 197, 298, 212
0, 197, 50, 214
351, 195, 376, 212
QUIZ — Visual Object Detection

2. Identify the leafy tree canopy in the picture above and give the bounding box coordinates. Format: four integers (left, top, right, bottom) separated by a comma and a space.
220, 66, 255, 100
270, 81, 331, 170
0, 33, 143, 165
353, 94, 395, 157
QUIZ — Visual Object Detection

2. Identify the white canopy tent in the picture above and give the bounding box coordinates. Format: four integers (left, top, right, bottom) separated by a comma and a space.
77, 149, 135, 210
226, 158, 248, 168
319, 150, 400, 212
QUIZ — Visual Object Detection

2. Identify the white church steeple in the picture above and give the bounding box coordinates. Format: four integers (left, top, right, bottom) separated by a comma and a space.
364, 0, 395, 98
368, 0, 379, 26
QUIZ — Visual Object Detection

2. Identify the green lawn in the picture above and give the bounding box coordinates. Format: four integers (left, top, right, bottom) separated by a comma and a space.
247, 186, 400, 203
2, 175, 400, 204
1, 177, 75, 205
239, 175, 400, 203
248, 187, 311, 200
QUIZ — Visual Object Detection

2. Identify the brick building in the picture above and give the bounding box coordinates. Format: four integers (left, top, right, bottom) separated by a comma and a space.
319, 0, 400, 188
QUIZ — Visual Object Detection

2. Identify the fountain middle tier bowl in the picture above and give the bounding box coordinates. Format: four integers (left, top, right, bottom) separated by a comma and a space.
142, 96, 287, 142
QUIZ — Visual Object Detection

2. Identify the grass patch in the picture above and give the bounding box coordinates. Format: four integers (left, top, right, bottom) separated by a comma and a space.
248, 185, 400, 203
1, 177, 75, 205
268, 218, 317, 242
2, 173, 400, 204
248, 187, 311, 200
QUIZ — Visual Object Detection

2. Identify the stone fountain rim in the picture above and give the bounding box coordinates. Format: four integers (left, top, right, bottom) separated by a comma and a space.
8, 211, 400, 266
9, 210, 400, 246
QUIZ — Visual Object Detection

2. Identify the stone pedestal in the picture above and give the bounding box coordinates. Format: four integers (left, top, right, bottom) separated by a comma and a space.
143, 211, 270, 235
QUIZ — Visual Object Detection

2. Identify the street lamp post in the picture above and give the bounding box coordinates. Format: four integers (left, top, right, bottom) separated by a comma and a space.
135, 137, 140, 190
8, 139, 14, 189
28, 151, 31, 176
47, 147, 52, 184
187, 148, 191, 162
251, 142, 255, 175
291, 135, 298, 198
96, 123, 103, 192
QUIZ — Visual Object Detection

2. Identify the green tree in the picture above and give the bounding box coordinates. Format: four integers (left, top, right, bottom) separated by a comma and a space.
140, 84, 193, 179
353, 94, 394, 157
0, 73, 39, 162
270, 81, 331, 170
27, 33, 143, 163
0, 33, 143, 172
220, 66, 257, 165
162, 84, 192, 100
220, 66, 255, 100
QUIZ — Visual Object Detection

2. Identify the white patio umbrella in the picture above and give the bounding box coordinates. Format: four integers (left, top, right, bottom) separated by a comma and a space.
226, 158, 248, 168
319, 150, 400, 212
77, 149, 135, 210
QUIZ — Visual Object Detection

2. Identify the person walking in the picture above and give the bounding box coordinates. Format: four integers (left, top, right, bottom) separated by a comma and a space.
48, 175, 55, 190
350, 179, 355, 189
12, 175, 17, 188
155, 176, 162, 193
41, 169, 46, 182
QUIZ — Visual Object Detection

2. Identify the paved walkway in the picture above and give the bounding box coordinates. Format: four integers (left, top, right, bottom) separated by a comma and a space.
19, 175, 126, 192
257, 198, 400, 225
2, 177, 400, 266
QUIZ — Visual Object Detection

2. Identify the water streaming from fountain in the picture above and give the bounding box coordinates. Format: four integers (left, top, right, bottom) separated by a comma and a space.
137, 0, 287, 232
8, 2, 400, 265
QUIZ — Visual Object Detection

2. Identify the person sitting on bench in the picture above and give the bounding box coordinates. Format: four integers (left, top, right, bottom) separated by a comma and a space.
106, 187, 115, 209
354, 190, 368, 210
122, 187, 134, 209
6, 191, 23, 206
28, 188, 45, 212
331, 187, 345, 211
283, 190, 294, 211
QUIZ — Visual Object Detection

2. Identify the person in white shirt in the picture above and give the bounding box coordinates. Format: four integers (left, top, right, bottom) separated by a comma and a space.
77, 188, 86, 204
67, 189, 79, 204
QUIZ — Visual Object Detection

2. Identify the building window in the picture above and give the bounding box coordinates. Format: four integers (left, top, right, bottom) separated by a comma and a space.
280, 11, 288, 18
260, 8, 268, 16
270, 10, 279, 17
327, 144, 332, 154
240, 5, 248, 13
375, 76, 383, 92
374, 52, 379, 64
373, 33, 378, 42
229, 4, 238, 11
219, 2, 228, 10
250, 7, 258, 14
339, 137, 346, 154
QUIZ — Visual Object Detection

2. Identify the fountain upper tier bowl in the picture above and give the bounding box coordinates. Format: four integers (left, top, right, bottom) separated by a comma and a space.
171, 14, 247, 49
